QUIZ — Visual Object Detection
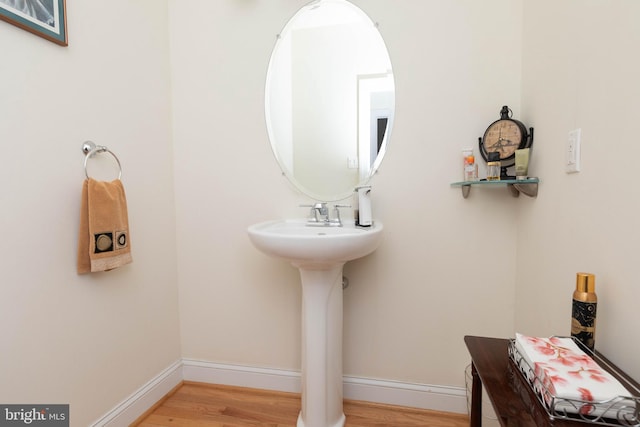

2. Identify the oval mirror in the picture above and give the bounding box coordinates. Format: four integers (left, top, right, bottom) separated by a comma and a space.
265, 0, 395, 202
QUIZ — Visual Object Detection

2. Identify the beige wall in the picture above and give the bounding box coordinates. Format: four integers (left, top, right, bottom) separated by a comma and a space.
170, 0, 523, 388
172, 0, 640, 389
0, 2, 181, 426
2, 0, 639, 424
517, 0, 640, 381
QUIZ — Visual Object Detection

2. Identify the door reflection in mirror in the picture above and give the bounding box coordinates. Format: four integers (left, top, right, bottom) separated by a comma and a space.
358, 73, 394, 182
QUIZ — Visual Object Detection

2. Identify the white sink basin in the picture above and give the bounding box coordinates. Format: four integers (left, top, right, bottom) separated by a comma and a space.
247, 219, 383, 268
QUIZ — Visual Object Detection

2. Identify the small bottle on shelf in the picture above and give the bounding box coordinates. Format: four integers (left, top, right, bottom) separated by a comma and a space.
462, 148, 477, 181
486, 152, 501, 181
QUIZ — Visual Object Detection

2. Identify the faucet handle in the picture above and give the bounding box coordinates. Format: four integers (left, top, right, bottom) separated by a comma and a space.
299, 204, 317, 221
332, 204, 351, 222
300, 203, 325, 211
299, 202, 327, 208
333, 204, 351, 211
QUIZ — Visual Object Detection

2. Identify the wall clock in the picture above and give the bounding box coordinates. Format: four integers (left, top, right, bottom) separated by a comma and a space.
479, 106, 533, 178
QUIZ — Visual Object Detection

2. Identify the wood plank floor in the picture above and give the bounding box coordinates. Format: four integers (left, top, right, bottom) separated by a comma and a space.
134, 382, 469, 427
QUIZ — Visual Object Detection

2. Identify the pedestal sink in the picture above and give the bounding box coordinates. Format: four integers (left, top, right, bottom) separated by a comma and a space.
247, 219, 383, 427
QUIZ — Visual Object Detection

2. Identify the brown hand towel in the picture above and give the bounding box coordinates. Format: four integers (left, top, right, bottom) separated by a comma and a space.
77, 178, 132, 274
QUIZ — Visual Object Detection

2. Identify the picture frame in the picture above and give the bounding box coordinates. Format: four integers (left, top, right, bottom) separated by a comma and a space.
0, 0, 67, 46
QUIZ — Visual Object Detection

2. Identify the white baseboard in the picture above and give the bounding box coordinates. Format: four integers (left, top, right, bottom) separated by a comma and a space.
183, 359, 468, 414
89, 360, 183, 427
343, 375, 467, 414
92, 358, 468, 425
182, 358, 302, 394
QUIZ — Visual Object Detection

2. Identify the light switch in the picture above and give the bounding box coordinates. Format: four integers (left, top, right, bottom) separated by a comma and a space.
566, 128, 581, 173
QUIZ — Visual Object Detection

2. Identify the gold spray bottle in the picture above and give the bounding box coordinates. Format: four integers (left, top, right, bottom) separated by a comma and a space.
571, 272, 597, 351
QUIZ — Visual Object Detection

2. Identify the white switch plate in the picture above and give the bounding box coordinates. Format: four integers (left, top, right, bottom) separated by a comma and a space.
347, 157, 358, 169
566, 128, 581, 173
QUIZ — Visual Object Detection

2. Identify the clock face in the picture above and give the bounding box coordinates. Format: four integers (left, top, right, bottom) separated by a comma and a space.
482, 120, 523, 160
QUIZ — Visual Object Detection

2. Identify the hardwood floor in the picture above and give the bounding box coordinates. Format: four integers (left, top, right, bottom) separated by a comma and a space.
134, 382, 469, 427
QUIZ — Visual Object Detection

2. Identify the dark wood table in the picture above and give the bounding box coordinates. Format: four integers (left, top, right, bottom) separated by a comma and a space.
464, 335, 639, 427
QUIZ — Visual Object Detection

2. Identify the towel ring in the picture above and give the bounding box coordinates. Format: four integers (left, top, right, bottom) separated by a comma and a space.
82, 141, 122, 180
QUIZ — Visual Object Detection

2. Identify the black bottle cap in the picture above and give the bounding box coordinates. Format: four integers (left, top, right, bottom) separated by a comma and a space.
488, 152, 500, 162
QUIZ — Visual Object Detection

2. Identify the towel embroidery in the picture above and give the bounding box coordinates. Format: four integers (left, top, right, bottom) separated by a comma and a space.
94, 232, 113, 253
94, 230, 128, 253
115, 230, 128, 250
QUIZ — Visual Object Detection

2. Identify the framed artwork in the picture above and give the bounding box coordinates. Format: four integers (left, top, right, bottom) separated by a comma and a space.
0, 0, 67, 46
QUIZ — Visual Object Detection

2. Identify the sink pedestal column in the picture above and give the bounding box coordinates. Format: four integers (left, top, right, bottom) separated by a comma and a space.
296, 264, 346, 427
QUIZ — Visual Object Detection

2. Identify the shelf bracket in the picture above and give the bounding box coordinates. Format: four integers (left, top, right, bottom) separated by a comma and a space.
507, 184, 520, 198
461, 185, 471, 199
512, 182, 538, 198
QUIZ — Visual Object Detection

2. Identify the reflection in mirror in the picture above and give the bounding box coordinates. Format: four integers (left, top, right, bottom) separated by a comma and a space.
265, 0, 395, 201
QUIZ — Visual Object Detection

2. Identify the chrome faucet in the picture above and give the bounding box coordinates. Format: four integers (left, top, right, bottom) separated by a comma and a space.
311, 202, 329, 222
301, 203, 350, 227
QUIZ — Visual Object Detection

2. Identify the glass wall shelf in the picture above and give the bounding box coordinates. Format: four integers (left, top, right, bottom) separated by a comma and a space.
451, 177, 539, 199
